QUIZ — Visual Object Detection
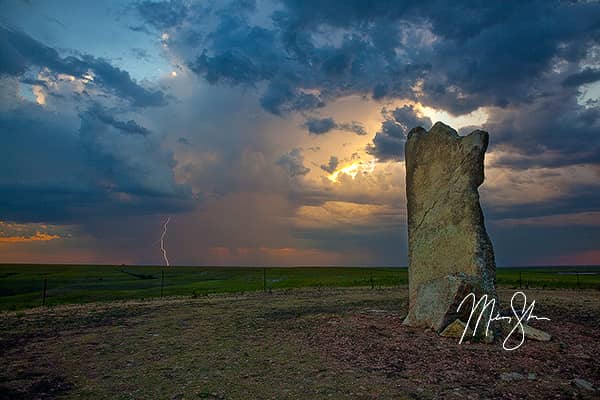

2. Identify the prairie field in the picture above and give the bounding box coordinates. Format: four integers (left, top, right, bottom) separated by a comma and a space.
1, 264, 599, 311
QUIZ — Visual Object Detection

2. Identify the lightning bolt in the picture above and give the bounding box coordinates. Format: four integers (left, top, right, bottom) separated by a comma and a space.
160, 216, 171, 267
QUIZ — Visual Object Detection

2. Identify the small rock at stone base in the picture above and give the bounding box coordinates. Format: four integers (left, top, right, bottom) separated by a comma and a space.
440, 319, 472, 339
403, 273, 487, 332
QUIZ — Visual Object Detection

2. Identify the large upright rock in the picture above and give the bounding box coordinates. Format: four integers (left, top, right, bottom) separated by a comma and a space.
403, 122, 496, 332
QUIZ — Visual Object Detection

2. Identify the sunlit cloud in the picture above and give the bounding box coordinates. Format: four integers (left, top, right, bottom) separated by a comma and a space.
418, 105, 490, 129
32, 84, 45, 105
0, 231, 60, 243
0, 221, 73, 246
328, 159, 377, 182
293, 201, 403, 230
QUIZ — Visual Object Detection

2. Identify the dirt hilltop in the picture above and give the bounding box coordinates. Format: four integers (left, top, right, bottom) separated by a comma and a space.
1, 287, 598, 399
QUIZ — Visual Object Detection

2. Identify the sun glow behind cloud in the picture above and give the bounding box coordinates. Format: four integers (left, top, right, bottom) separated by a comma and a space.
328, 158, 377, 182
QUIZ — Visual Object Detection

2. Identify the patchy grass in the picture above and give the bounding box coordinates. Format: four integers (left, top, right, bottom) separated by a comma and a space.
1, 287, 598, 399
1, 264, 599, 311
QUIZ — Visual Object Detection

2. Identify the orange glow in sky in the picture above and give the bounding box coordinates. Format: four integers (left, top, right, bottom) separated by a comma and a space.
328, 159, 377, 182
0, 231, 60, 243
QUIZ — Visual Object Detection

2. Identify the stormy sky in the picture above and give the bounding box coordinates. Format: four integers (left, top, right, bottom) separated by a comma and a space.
1, 0, 599, 266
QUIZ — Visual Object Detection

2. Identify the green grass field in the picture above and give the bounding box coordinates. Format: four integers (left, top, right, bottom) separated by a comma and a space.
0, 264, 598, 311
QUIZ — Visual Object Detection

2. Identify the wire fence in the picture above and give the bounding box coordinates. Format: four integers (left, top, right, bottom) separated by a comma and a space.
1, 265, 598, 311
0, 266, 407, 311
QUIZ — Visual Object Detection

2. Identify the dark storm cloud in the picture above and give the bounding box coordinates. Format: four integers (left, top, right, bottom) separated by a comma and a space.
130, 0, 600, 235
486, 184, 600, 221
19, 77, 49, 87
0, 26, 166, 107
337, 121, 367, 136
86, 105, 151, 136
76, 55, 166, 107
276, 148, 310, 177
138, 2, 426, 114
136, 0, 600, 114
562, 68, 600, 87
134, 0, 190, 30
275, 0, 600, 112
485, 95, 600, 169
0, 103, 192, 223
489, 224, 600, 266
135, 0, 600, 178
320, 156, 339, 174
259, 81, 325, 115
303, 117, 367, 135
367, 105, 432, 161
0, 24, 178, 225
372, 83, 387, 100
0, 0, 598, 265
368, 129, 405, 161
304, 117, 336, 134
391, 106, 432, 132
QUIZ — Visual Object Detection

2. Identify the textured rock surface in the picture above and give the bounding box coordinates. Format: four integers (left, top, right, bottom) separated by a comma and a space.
404, 121, 497, 331
403, 273, 485, 332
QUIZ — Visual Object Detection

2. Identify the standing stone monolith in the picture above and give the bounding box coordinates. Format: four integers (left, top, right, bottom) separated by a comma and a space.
403, 121, 496, 333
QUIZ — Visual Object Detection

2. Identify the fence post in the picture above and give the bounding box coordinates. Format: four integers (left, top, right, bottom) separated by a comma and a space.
576, 272, 580, 290
370, 272, 374, 289
519, 271, 522, 289
42, 277, 47, 306
263, 268, 267, 292
160, 270, 164, 298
